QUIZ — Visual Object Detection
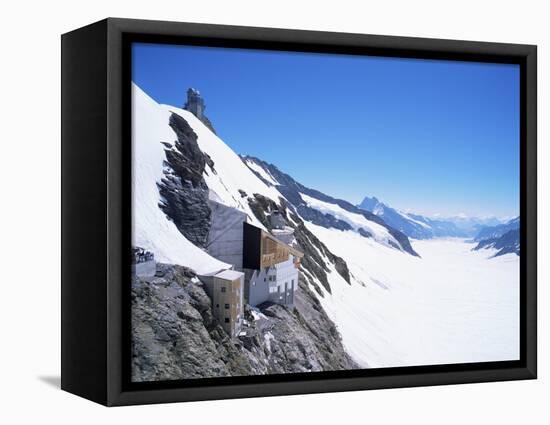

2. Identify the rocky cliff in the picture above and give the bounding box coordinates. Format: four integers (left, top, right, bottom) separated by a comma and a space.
157, 113, 216, 248
132, 263, 358, 382
474, 228, 520, 257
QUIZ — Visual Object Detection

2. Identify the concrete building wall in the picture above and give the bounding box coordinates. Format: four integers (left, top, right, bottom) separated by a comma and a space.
245, 256, 299, 307
268, 257, 298, 306
207, 201, 247, 270
199, 274, 215, 298
199, 270, 244, 337
244, 268, 270, 307
212, 274, 244, 336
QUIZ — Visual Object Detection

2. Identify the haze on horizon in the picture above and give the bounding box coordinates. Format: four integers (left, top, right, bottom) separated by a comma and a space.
132, 43, 520, 219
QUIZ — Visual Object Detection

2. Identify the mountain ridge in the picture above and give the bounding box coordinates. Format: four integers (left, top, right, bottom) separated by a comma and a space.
241, 155, 419, 257
473, 217, 520, 257
474, 216, 520, 241
358, 195, 510, 240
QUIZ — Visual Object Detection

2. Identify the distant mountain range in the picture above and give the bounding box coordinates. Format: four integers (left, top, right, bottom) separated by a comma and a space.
358, 196, 519, 257
474, 216, 520, 241
358, 196, 504, 239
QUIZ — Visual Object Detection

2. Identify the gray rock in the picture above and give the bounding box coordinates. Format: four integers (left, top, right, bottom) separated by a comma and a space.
131, 264, 358, 382
157, 113, 213, 248
473, 228, 519, 257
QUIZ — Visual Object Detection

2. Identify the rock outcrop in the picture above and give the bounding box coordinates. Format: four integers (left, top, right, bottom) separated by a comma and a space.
474, 217, 520, 242
474, 228, 520, 257
131, 263, 358, 381
157, 113, 214, 248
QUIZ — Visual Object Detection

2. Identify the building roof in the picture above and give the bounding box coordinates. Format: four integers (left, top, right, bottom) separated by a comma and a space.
262, 229, 304, 258
215, 269, 244, 281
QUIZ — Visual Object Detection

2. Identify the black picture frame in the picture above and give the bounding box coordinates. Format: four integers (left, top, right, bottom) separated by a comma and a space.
61, 17, 537, 406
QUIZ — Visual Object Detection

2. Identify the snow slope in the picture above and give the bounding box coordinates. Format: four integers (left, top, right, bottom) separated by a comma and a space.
132, 84, 229, 274
305, 225, 520, 367
300, 193, 400, 248
157, 104, 280, 230
244, 157, 280, 186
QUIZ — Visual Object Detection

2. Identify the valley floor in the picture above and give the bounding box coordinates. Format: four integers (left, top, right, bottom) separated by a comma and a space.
304, 225, 520, 369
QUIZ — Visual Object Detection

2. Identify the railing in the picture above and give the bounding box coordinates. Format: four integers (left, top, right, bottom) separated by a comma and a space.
132, 247, 154, 264
261, 251, 289, 268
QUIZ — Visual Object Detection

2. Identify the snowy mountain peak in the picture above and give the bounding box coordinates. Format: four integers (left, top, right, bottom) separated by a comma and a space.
358, 195, 513, 240
359, 196, 381, 212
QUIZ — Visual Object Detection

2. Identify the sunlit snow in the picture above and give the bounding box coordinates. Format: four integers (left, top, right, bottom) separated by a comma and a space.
132, 84, 229, 274
300, 193, 400, 248
244, 158, 280, 186
305, 223, 520, 368
158, 104, 281, 229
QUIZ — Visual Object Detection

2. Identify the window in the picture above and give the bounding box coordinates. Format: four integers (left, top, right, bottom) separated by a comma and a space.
225, 303, 230, 309
221, 287, 226, 293
224, 318, 230, 323
216, 304, 219, 308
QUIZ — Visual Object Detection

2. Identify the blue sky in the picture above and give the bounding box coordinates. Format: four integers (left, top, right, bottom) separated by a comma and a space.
132, 43, 520, 218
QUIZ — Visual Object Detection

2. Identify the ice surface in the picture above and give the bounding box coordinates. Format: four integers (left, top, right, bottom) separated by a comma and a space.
305, 222, 520, 368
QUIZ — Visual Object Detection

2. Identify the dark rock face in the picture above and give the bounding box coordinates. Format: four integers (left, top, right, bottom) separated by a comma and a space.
387, 227, 418, 257
132, 265, 227, 381
157, 113, 213, 248
474, 217, 519, 242
472, 217, 519, 257
358, 227, 373, 238
259, 278, 359, 372
296, 204, 353, 231
242, 155, 419, 257
200, 115, 217, 135
474, 229, 520, 257
358, 196, 380, 212
131, 264, 358, 381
